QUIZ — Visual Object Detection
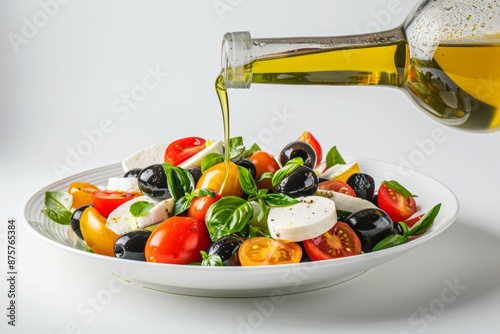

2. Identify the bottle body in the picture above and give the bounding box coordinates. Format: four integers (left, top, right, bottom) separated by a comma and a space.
221, 0, 500, 132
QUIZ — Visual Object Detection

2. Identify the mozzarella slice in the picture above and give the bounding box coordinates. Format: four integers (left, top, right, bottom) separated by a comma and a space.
267, 196, 337, 242
106, 196, 174, 235
178, 140, 223, 169
106, 177, 141, 194
315, 189, 377, 212
121, 142, 168, 172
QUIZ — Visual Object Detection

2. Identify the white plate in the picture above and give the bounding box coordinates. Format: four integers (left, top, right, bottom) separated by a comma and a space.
24, 158, 459, 298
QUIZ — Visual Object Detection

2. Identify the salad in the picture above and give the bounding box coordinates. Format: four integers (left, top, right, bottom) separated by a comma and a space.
42, 131, 441, 266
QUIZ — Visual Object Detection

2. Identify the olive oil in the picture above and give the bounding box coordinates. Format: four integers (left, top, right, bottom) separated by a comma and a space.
224, 39, 500, 131
215, 72, 231, 192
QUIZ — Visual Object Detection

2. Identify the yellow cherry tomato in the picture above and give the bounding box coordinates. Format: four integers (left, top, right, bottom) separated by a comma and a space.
68, 182, 100, 209
79, 206, 119, 257
196, 162, 242, 197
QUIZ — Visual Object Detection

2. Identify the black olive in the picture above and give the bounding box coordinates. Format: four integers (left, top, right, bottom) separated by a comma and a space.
345, 208, 394, 253
124, 168, 142, 178
188, 166, 203, 184
371, 194, 378, 206
236, 159, 257, 179
346, 173, 375, 200
137, 164, 171, 200
70, 204, 92, 241
114, 230, 152, 261
207, 235, 243, 266
392, 222, 405, 236
279, 141, 316, 169
274, 165, 318, 197
336, 210, 352, 222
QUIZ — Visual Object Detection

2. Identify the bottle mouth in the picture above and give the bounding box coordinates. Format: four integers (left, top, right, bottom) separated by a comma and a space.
221, 31, 252, 89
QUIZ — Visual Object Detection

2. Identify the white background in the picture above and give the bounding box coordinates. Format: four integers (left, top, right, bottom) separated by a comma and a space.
1, 0, 500, 333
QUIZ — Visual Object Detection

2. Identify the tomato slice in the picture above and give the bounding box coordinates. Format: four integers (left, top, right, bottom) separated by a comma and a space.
298, 131, 322, 167
68, 182, 100, 209
145, 216, 211, 264
79, 206, 119, 257
238, 237, 302, 266
164, 136, 206, 165
377, 184, 417, 222
92, 190, 136, 217
318, 180, 357, 197
303, 222, 361, 261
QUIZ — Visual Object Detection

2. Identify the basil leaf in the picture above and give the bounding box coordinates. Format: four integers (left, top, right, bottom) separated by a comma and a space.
271, 157, 304, 187
205, 196, 253, 241
174, 189, 215, 216
130, 201, 154, 217
162, 163, 195, 201
326, 146, 346, 168
229, 136, 246, 160
238, 165, 258, 196
41, 208, 73, 225
257, 171, 274, 182
44, 191, 72, 210
372, 234, 408, 252
173, 196, 191, 216
245, 143, 261, 157
200, 251, 224, 267
382, 180, 418, 198
409, 203, 441, 236
201, 153, 224, 173
41, 191, 73, 225
261, 193, 298, 207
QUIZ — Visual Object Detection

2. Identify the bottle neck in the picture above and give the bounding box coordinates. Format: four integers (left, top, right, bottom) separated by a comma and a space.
221, 28, 408, 89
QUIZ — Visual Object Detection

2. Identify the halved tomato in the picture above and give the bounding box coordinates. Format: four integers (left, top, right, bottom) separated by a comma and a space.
164, 136, 206, 165
303, 222, 361, 260
298, 131, 322, 166
238, 237, 302, 266
79, 206, 119, 257
318, 180, 356, 197
377, 183, 417, 222
68, 182, 100, 209
92, 190, 136, 217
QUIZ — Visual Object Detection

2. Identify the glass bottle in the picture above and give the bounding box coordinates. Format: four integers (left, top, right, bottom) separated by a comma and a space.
219, 0, 500, 132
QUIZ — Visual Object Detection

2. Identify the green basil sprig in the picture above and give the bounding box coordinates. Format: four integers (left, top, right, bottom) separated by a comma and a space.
271, 157, 304, 187
372, 203, 441, 252
41, 191, 73, 225
205, 196, 253, 241
130, 201, 154, 218
201, 153, 224, 173
162, 163, 195, 201
325, 145, 346, 168
173, 189, 215, 216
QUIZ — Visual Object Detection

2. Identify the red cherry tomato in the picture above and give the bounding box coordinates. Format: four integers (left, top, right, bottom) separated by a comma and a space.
298, 131, 322, 166
187, 193, 220, 224
303, 222, 361, 261
377, 184, 417, 222
145, 216, 211, 264
318, 180, 357, 197
164, 136, 206, 165
238, 237, 302, 266
92, 190, 136, 217
248, 151, 281, 190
